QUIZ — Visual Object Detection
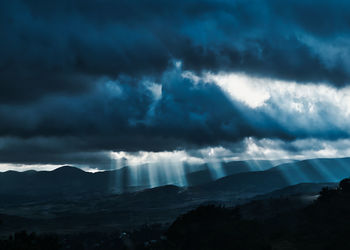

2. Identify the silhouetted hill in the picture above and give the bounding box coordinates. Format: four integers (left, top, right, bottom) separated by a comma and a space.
0, 166, 111, 202
196, 157, 350, 198
251, 182, 338, 201
0, 160, 281, 203
51, 165, 85, 174
270, 157, 350, 182
185, 160, 280, 186
147, 178, 350, 250
0, 158, 349, 204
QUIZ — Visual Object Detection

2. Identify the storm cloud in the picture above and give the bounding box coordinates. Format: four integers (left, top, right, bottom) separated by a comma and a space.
1, 0, 350, 168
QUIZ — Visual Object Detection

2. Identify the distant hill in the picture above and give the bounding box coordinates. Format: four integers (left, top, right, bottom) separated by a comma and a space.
251, 182, 338, 201
0, 166, 111, 201
0, 159, 281, 202
194, 157, 350, 199
184, 160, 280, 186
0, 158, 349, 203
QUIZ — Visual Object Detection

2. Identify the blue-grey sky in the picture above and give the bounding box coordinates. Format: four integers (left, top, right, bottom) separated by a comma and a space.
1, 0, 350, 171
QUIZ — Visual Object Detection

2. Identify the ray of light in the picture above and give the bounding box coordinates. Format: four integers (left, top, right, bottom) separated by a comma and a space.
207, 160, 225, 180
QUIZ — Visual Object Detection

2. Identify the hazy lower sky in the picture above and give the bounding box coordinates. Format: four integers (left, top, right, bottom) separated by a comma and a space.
1, 0, 350, 171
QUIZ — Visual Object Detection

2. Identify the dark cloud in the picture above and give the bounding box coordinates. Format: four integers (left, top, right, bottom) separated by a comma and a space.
0, 67, 292, 148
1, 0, 350, 103
1, 0, 350, 167
0, 137, 112, 169
0, 65, 349, 166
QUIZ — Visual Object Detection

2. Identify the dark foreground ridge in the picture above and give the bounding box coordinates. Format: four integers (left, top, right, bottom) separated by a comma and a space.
157, 178, 350, 250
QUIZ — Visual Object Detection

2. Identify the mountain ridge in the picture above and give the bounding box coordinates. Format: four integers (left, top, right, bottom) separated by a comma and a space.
0, 157, 349, 203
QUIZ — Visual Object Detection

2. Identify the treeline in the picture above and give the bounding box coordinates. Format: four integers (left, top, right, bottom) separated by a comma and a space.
151, 178, 350, 250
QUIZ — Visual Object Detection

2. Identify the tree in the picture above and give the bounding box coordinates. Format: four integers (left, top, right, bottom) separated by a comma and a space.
339, 178, 350, 193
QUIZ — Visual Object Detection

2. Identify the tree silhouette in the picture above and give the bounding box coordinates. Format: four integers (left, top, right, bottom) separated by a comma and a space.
339, 178, 350, 193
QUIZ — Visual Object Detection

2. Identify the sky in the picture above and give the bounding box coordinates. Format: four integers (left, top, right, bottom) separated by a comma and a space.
1, 0, 350, 172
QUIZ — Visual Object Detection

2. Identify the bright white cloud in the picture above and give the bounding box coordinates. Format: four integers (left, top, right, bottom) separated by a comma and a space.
110, 150, 205, 169
182, 71, 350, 136
204, 72, 350, 116
205, 73, 271, 108
240, 137, 350, 161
